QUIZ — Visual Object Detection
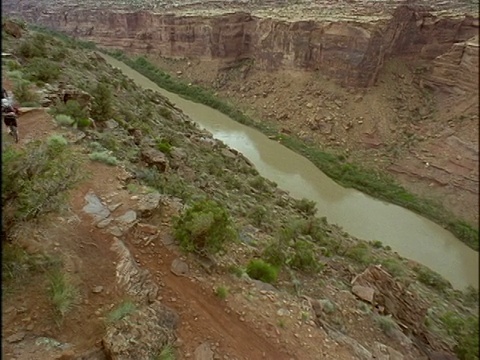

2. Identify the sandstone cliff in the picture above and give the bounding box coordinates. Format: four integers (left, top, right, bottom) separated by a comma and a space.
3, 2, 478, 88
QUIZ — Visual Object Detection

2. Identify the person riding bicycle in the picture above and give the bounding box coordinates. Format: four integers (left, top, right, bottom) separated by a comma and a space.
2, 98, 19, 133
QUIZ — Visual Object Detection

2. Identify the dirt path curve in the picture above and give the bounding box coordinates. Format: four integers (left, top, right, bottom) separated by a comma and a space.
125, 229, 297, 360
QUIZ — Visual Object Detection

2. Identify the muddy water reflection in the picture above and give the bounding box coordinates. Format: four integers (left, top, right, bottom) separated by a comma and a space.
102, 53, 478, 290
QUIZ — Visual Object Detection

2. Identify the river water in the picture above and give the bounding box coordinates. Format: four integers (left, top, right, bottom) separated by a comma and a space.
101, 53, 478, 290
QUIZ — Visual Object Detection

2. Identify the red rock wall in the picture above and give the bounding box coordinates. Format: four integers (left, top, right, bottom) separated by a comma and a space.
3, 2, 478, 88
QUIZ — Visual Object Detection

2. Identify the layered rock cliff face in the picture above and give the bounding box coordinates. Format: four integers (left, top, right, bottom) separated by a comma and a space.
3, 2, 478, 88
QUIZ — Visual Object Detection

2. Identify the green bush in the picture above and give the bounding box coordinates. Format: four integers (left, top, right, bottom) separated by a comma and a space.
107, 300, 136, 323
156, 138, 173, 155
50, 99, 89, 123
173, 199, 237, 254
379, 258, 405, 277
48, 268, 79, 317
18, 38, 47, 59
159, 106, 173, 120
12, 80, 40, 104
75, 117, 92, 129
289, 240, 322, 273
2, 139, 81, 227
262, 241, 288, 267
414, 266, 451, 292
293, 198, 317, 217
215, 286, 229, 299
440, 312, 479, 360
345, 243, 371, 264
55, 114, 75, 126
90, 81, 113, 122
89, 151, 119, 166
25, 58, 61, 83
246, 259, 278, 283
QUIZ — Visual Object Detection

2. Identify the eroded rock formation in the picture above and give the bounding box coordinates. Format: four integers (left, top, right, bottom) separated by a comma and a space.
3, 2, 478, 88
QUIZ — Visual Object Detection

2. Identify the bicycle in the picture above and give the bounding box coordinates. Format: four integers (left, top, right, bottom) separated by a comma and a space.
7, 123, 19, 143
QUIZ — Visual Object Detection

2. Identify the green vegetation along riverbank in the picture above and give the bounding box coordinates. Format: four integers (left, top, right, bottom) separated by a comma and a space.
103, 50, 478, 251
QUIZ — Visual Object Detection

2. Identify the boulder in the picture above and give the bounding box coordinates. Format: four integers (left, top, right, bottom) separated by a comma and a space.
352, 284, 375, 304
170, 258, 189, 277
136, 192, 162, 218
194, 342, 214, 360
141, 147, 169, 172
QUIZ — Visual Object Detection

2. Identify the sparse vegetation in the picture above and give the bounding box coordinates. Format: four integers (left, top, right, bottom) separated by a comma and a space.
375, 315, 397, 336
49, 99, 90, 124
48, 268, 79, 317
414, 265, 452, 293
155, 344, 176, 360
12, 79, 40, 105
215, 285, 229, 299
55, 114, 75, 126
89, 151, 119, 166
107, 300, 137, 323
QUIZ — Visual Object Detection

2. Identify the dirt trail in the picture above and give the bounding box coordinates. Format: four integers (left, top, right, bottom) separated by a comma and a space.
2, 100, 305, 359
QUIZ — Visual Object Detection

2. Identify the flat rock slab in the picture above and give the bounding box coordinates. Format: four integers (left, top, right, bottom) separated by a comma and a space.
116, 210, 137, 225
83, 191, 110, 221
352, 284, 375, 304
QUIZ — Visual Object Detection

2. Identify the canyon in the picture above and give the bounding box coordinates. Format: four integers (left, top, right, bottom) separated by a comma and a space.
2, 0, 479, 225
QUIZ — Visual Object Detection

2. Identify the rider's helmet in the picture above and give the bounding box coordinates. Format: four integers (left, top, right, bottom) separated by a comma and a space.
2, 98, 10, 108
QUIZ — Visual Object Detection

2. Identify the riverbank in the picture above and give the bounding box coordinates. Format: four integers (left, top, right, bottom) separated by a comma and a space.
103, 49, 478, 251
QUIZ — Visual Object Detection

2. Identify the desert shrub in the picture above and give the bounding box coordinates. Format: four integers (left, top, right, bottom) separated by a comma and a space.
55, 114, 75, 126
48, 269, 79, 318
414, 266, 451, 292
107, 300, 136, 323
173, 199, 237, 254
2, 243, 58, 283
47, 134, 68, 150
293, 198, 317, 217
50, 99, 89, 123
2, 137, 81, 227
25, 58, 61, 84
345, 242, 371, 264
379, 258, 405, 277
248, 176, 269, 192
156, 138, 173, 155
5, 59, 22, 71
18, 37, 47, 59
246, 259, 278, 283
89, 151, 119, 166
215, 286, 229, 299
155, 344, 176, 360
90, 81, 113, 122
12, 80, 40, 104
289, 239, 322, 273
440, 312, 479, 360
248, 204, 269, 228
262, 241, 288, 267
375, 315, 398, 337
75, 117, 92, 129
159, 106, 173, 120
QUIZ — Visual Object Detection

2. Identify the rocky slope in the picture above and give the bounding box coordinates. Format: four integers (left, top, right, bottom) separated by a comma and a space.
2, 0, 479, 228
1, 18, 478, 360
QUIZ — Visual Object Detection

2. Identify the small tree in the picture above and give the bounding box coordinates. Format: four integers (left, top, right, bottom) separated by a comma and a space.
90, 81, 113, 122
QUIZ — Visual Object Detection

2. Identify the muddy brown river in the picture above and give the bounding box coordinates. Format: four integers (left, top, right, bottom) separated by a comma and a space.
102, 53, 478, 290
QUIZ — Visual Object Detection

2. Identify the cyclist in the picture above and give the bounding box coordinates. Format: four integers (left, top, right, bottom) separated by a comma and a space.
2, 98, 19, 139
